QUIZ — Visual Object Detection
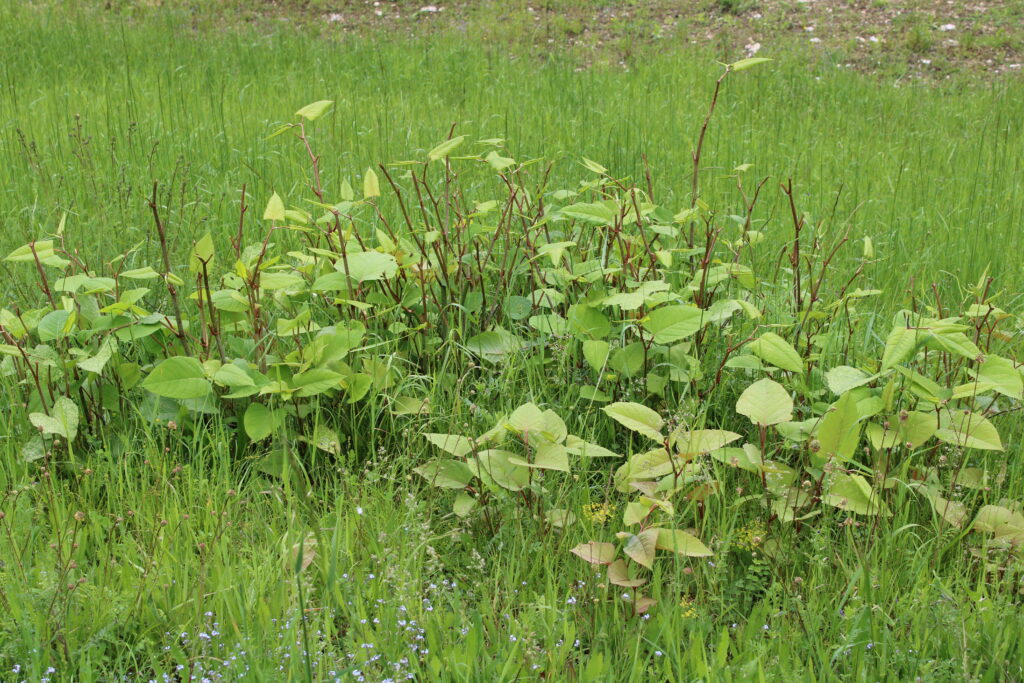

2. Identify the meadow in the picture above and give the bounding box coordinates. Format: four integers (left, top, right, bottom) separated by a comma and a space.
1, 1, 1023, 680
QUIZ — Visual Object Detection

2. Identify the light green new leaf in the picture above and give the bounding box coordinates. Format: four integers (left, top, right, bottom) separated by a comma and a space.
427, 135, 465, 161
978, 355, 1022, 399
582, 339, 610, 372
263, 192, 286, 222
747, 332, 803, 373
413, 458, 474, 489
729, 57, 773, 72
736, 377, 792, 426
621, 529, 659, 569
294, 99, 333, 121
141, 356, 212, 399
824, 473, 888, 516
344, 251, 398, 282
881, 324, 920, 370
935, 411, 1003, 451
825, 366, 873, 395
28, 396, 79, 441
655, 528, 713, 557
423, 433, 475, 458
815, 391, 861, 464
363, 168, 380, 199
603, 402, 664, 442
643, 305, 703, 344
569, 541, 617, 565
189, 232, 215, 274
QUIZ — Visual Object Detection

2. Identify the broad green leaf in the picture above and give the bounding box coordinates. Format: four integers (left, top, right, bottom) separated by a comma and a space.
607, 559, 647, 587
935, 411, 1002, 451
413, 458, 474, 489
295, 100, 333, 120
141, 356, 212, 399
747, 332, 803, 373
978, 355, 1022, 399
363, 168, 380, 199
423, 433, 475, 457
343, 250, 398, 282
815, 391, 861, 465
621, 529, 658, 569
736, 377, 792, 426
28, 396, 79, 441
603, 402, 664, 442
881, 324, 919, 370
427, 135, 465, 161
507, 402, 547, 436
643, 305, 703, 344
567, 304, 611, 339
263, 192, 286, 222
244, 403, 280, 441
453, 492, 477, 517
582, 339, 610, 372
559, 202, 616, 225
189, 232, 215, 273
655, 528, 713, 557
670, 429, 742, 454
569, 541, 617, 565
485, 150, 515, 171
465, 329, 523, 362
508, 441, 569, 471
291, 368, 343, 397
472, 449, 530, 491
823, 473, 888, 516
77, 338, 116, 374
825, 366, 873, 395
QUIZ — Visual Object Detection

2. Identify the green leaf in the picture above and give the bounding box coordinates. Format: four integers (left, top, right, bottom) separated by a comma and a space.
344, 251, 398, 282
815, 391, 861, 465
729, 57, 773, 72
141, 357, 212, 399
508, 441, 570, 471
978, 355, 1022, 399
747, 332, 803, 373
28, 396, 79, 441
607, 559, 647, 587
427, 135, 465, 161
363, 168, 380, 199
881, 324, 920, 370
582, 340, 610, 372
823, 473, 888, 516
424, 433, 475, 457
189, 232, 215, 274
736, 377, 792, 426
670, 429, 742, 454
291, 368, 343, 397
413, 458, 474, 489
264, 192, 286, 222
77, 338, 117, 374
559, 202, 616, 225
655, 528, 713, 557
567, 304, 611, 339
485, 150, 515, 171
569, 541, 617, 565
294, 99, 333, 121
603, 402, 664, 442
465, 329, 523, 362
935, 411, 1003, 451
642, 305, 703, 344
621, 529, 658, 569
244, 403, 281, 442
825, 366, 873, 395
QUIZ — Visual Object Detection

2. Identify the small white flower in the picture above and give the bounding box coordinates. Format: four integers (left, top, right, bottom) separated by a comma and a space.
356, 506, 364, 515
939, 23, 956, 32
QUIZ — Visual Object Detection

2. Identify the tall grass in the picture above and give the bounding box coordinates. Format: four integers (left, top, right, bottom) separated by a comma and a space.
2, 2, 1022, 304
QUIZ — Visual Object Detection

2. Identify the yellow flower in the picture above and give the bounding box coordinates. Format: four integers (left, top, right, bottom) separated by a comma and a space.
679, 596, 698, 619
581, 502, 615, 526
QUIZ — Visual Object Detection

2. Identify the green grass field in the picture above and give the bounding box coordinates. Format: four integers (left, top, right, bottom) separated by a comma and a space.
2, 2, 1024, 680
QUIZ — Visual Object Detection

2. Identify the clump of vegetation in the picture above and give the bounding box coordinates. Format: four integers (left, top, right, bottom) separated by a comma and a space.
1, 36, 1022, 680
